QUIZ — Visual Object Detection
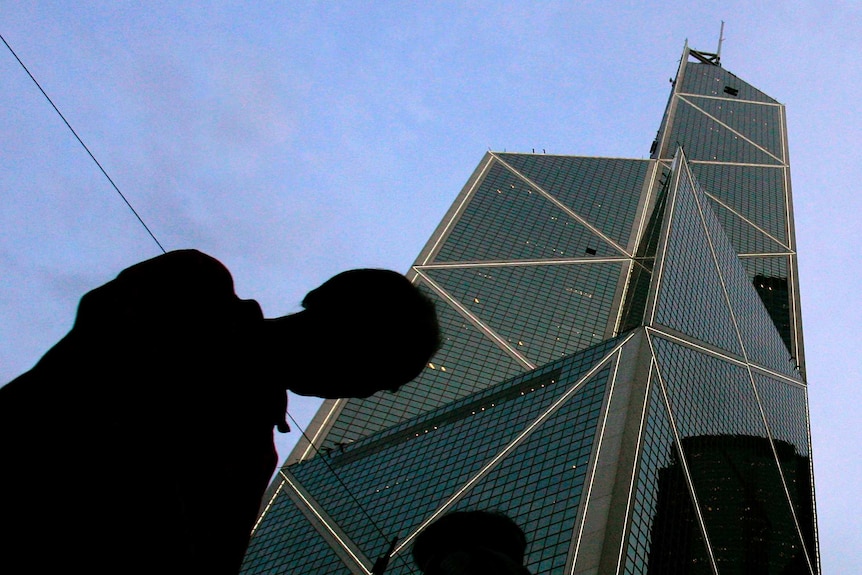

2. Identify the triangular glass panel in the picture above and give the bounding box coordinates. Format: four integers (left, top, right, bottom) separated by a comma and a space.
620, 171, 671, 331
683, 96, 783, 160
651, 336, 766, 439
679, 62, 779, 104
454, 364, 613, 575
650, 336, 809, 573
426, 262, 626, 367
241, 487, 356, 573
689, 163, 787, 244
433, 160, 621, 263
497, 154, 649, 248
290, 372, 568, 569
321, 282, 526, 449
652, 163, 743, 355
667, 100, 783, 165
705, 197, 789, 254
622, 370, 711, 574
693, 181, 799, 377
281, 341, 620, 575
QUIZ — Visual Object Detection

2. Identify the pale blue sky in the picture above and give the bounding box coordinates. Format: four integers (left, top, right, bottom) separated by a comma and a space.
2, 3, 859, 571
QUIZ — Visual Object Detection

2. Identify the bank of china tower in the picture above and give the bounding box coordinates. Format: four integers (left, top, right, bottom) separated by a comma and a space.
241, 44, 818, 575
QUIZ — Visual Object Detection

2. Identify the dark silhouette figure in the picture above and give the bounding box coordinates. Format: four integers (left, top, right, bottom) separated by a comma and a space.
0, 249, 439, 574
412, 511, 533, 575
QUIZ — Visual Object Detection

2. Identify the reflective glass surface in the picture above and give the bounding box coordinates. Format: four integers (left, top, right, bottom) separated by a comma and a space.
652, 335, 765, 438
653, 164, 743, 355
324, 283, 525, 449
689, 163, 787, 244
696, 182, 798, 377
620, 168, 670, 331
243, 338, 622, 574
497, 154, 649, 247
678, 62, 779, 104
434, 160, 620, 262
623, 372, 712, 574
754, 374, 816, 567
426, 262, 624, 367
742, 256, 792, 352
240, 487, 350, 574
682, 96, 783, 159
453, 366, 611, 575
704, 197, 788, 255
651, 335, 809, 573
667, 100, 782, 165
652, 59, 800, 359
652, 58, 799, 359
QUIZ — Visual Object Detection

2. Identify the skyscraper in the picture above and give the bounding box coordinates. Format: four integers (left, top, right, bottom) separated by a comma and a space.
241, 44, 817, 574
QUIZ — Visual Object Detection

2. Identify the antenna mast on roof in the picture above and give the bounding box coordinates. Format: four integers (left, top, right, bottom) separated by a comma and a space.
716, 21, 726, 61
687, 24, 723, 67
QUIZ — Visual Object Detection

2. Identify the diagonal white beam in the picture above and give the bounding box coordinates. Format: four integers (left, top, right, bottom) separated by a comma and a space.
645, 154, 685, 327
421, 155, 494, 266
677, 95, 785, 165
414, 268, 535, 370
280, 470, 373, 575
676, 92, 782, 107
613, 360, 657, 575
416, 256, 629, 269
491, 153, 632, 258
644, 331, 721, 575
644, 326, 803, 387
569, 348, 624, 571
390, 332, 635, 559
702, 190, 790, 249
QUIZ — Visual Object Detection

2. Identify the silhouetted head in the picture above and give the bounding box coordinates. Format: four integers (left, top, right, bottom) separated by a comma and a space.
412, 511, 530, 575
278, 268, 440, 398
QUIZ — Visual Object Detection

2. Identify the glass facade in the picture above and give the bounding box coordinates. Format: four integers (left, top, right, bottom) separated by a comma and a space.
245, 46, 817, 575
653, 160, 745, 356
301, 154, 649, 452
653, 59, 800, 357
243, 337, 627, 574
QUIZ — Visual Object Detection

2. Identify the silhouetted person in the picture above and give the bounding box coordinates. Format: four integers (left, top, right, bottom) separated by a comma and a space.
0, 249, 439, 575
412, 511, 533, 575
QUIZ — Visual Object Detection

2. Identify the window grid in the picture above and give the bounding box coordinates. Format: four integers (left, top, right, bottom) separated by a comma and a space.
669, 101, 782, 165
427, 262, 622, 367
434, 161, 619, 263
497, 154, 649, 248
325, 284, 527, 448
249, 339, 622, 575
679, 63, 779, 104
690, 163, 788, 245
651, 335, 808, 572
240, 489, 351, 574
696, 179, 799, 376
683, 96, 782, 159
654, 166, 743, 355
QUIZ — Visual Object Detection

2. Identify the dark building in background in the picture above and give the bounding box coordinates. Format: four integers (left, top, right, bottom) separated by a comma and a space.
240, 44, 818, 574
648, 435, 812, 574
